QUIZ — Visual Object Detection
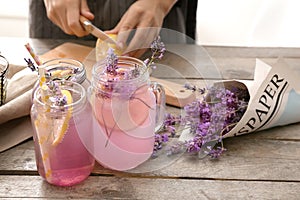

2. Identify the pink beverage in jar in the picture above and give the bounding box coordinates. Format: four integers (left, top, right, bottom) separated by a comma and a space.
31, 80, 94, 186
87, 56, 165, 171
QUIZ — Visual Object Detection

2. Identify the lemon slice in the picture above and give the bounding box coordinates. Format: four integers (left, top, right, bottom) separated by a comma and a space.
50, 69, 74, 80
95, 33, 123, 61
49, 69, 63, 78
52, 89, 73, 146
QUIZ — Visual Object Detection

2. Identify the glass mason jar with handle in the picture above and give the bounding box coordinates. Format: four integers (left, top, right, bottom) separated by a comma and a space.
86, 56, 166, 171
31, 80, 94, 186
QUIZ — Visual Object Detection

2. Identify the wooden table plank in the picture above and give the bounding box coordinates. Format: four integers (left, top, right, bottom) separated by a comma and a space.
1, 126, 299, 181
0, 175, 299, 199
95, 132, 300, 181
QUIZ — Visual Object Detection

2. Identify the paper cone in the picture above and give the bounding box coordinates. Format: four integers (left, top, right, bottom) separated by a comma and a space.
225, 58, 300, 137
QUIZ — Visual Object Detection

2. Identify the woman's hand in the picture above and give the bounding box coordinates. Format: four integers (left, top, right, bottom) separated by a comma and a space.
43, 0, 94, 37
107, 0, 177, 58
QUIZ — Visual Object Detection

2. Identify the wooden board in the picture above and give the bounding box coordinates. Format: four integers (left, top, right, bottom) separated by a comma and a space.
40, 42, 196, 107
0, 175, 299, 199
39, 42, 93, 63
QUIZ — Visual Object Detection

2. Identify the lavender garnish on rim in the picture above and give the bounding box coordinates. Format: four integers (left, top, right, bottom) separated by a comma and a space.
98, 36, 167, 97
144, 36, 166, 70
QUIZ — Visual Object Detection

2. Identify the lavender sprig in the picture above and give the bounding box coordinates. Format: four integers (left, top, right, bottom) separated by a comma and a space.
24, 58, 38, 72
39, 69, 69, 112
206, 146, 226, 159
104, 35, 166, 79
144, 36, 166, 70
105, 48, 119, 75
184, 82, 206, 94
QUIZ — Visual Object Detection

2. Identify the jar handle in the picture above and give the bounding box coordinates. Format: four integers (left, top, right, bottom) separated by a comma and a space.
150, 81, 166, 132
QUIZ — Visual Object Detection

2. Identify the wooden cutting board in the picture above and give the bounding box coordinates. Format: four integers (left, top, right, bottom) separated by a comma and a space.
40, 42, 195, 107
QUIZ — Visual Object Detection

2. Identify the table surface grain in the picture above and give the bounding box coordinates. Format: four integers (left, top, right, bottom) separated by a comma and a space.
0, 37, 299, 199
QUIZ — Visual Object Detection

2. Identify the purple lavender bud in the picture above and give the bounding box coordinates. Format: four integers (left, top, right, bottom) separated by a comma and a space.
208, 146, 226, 159
144, 58, 150, 65
161, 133, 169, 142
158, 53, 164, 60
73, 67, 79, 74
105, 48, 118, 75
166, 141, 185, 155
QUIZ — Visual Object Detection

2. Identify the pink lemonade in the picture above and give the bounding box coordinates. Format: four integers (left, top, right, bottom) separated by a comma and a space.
89, 56, 165, 171
91, 84, 156, 171
31, 81, 94, 187
32, 112, 94, 186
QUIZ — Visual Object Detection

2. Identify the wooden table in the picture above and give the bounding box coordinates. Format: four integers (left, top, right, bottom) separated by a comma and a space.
0, 38, 299, 199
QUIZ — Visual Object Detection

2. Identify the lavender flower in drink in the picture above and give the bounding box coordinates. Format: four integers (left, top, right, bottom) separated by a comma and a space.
100, 35, 167, 96
105, 48, 119, 75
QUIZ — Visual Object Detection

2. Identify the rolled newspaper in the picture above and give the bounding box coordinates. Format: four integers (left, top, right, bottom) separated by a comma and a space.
225, 58, 300, 137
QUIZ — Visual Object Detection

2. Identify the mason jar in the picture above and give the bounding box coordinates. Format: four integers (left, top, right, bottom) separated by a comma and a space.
31, 80, 94, 186
32, 58, 90, 99
87, 56, 166, 171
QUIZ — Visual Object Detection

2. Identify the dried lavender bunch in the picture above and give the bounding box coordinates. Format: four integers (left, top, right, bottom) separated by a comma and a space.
154, 84, 248, 159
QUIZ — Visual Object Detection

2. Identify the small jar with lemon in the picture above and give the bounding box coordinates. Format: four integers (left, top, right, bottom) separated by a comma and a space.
31, 80, 94, 186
